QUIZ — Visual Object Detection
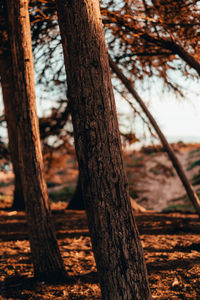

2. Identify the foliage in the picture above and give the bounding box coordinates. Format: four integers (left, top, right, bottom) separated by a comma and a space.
187, 159, 200, 171
0, 194, 12, 201
149, 162, 174, 176
48, 185, 75, 203
163, 203, 195, 213
191, 173, 200, 186
125, 155, 144, 168
102, 0, 200, 92
163, 188, 200, 212
162, 194, 196, 213
188, 147, 200, 185
1, 0, 200, 152
28, 0, 200, 141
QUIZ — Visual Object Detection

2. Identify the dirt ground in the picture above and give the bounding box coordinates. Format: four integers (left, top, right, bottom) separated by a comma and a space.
0, 200, 200, 299
0, 143, 200, 299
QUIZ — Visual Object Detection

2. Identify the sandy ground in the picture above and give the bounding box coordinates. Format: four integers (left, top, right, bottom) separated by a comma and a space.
125, 143, 200, 211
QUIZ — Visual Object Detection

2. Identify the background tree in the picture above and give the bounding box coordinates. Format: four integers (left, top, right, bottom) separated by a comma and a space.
1, 0, 200, 212
0, 0, 72, 210
0, 51, 25, 210
101, 0, 200, 86
6, 0, 65, 281
56, 0, 152, 299
28, 0, 200, 99
29, 0, 200, 213
109, 57, 200, 215
0, 2, 25, 210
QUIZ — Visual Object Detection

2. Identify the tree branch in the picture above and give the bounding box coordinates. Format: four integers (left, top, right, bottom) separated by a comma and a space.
109, 56, 200, 216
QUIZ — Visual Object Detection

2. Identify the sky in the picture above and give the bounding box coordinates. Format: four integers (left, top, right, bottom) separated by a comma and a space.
115, 80, 200, 145
1, 75, 200, 145
149, 95, 200, 141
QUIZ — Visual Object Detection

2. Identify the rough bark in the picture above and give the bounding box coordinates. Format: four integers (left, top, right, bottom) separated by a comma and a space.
56, 0, 152, 299
0, 54, 25, 211
68, 174, 147, 213
109, 57, 200, 217
6, 0, 66, 281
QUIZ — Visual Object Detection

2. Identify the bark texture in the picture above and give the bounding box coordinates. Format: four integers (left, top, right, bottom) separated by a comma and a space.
67, 174, 147, 212
56, 0, 151, 299
0, 54, 25, 211
6, 0, 65, 281
109, 57, 200, 217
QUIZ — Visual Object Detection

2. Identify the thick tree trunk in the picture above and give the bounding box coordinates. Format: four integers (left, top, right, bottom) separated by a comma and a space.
67, 173, 147, 212
56, 1, 151, 299
6, 0, 65, 281
0, 54, 25, 211
109, 57, 200, 217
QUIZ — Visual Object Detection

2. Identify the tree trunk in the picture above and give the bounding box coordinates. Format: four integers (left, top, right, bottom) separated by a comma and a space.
0, 54, 25, 211
109, 57, 200, 217
56, 1, 151, 299
67, 174, 85, 210
6, 0, 66, 281
67, 173, 147, 213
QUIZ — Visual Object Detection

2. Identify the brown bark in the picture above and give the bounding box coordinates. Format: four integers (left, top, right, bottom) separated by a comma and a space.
56, 0, 151, 299
67, 174, 147, 213
170, 43, 200, 77
6, 0, 66, 281
0, 54, 25, 211
109, 57, 200, 217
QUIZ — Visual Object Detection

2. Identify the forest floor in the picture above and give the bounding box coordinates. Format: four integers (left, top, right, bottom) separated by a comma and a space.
0, 207, 200, 299
0, 142, 200, 299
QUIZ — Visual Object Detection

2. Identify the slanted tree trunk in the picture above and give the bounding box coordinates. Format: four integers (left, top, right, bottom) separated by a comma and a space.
0, 54, 25, 211
109, 57, 200, 217
6, 0, 65, 281
56, 1, 151, 299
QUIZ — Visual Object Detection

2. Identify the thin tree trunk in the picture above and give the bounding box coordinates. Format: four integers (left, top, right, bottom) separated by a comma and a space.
6, 0, 66, 281
138, 34, 200, 77
109, 57, 200, 217
56, 1, 151, 299
0, 54, 25, 211
170, 42, 200, 77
